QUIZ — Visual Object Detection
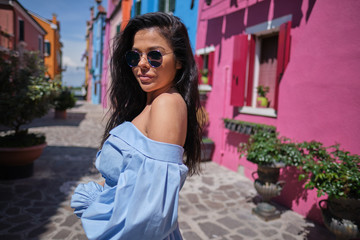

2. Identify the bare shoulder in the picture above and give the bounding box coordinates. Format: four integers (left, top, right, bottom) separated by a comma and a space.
147, 92, 187, 146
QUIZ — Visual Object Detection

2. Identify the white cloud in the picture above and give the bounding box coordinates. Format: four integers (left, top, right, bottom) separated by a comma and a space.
62, 38, 87, 67
62, 66, 85, 87
63, 55, 78, 68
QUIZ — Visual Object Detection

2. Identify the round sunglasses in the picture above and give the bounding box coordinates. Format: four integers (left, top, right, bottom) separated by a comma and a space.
125, 50, 172, 68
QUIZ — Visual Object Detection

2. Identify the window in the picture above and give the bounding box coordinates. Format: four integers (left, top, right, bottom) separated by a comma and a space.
195, 47, 215, 91
230, 19, 291, 117
96, 52, 99, 67
256, 34, 278, 109
98, 22, 101, 38
44, 40, 51, 56
159, 0, 175, 13
135, 0, 141, 16
116, 24, 120, 34
19, 19, 24, 41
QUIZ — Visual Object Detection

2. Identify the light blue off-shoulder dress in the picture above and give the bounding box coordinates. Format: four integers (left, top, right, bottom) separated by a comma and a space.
71, 122, 188, 240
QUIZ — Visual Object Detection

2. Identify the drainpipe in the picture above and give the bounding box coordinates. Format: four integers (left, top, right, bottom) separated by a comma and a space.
220, 65, 229, 164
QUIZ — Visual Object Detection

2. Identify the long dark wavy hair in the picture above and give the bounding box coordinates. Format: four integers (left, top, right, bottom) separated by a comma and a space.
101, 12, 202, 175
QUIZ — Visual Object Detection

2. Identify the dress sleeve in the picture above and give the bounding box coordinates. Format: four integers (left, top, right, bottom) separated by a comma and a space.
78, 154, 187, 240
70, 181, 104, 218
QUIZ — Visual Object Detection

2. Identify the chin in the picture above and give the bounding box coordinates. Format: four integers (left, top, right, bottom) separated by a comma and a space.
139, 85, 153, 93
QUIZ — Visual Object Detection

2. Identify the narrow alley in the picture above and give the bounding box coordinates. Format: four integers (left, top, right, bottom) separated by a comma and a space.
0, 101, 335, 240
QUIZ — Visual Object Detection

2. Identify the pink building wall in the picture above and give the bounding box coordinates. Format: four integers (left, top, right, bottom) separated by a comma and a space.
100, 0, 115, 109
86, 8, 94, 102
197, 0, 360, 224
101, 0, 127, 108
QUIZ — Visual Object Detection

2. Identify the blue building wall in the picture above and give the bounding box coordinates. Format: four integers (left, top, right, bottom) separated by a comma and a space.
91, 6, 106, 104
131, 0, 199, 52
173, 0, 199, 51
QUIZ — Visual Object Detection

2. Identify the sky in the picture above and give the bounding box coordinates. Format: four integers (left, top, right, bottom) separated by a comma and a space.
19, 0, 107, 87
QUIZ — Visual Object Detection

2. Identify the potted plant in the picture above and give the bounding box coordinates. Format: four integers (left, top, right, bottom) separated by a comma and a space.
197, 106, 214, 161
256, 85, 270, 108
201, 69, 209, 85
238, 129, 302, 220
201, 137, 214, 161
239, 129, 303, 183
53, 87, 76, 119
0, 50, 58, 179
297, 141, 360, 239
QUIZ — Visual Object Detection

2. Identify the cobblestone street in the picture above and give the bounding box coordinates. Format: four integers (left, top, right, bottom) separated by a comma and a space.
0, 101, 335, 239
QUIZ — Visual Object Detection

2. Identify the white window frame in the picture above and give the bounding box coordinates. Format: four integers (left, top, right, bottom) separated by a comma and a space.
196, 45, 215, 92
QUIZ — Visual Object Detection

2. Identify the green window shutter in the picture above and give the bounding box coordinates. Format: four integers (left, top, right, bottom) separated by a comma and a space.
159, 0, 165, 12
45, 42, 51, 56
170, 0, 176, 12
136, 0, 142, 15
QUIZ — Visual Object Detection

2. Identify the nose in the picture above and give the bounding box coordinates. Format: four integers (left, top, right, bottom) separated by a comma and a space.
137, 54, 149, 68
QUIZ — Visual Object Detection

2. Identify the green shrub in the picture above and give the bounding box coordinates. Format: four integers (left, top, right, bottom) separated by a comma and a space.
298, 141, 360, 199
54, 88, 76, 111
0, 132, 45, 147
238, 129, 303, 167
0, 50, 59, 145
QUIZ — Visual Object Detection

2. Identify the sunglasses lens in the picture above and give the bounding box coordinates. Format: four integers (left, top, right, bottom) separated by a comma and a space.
126, 51, 140, 67
147, 51, 162, 67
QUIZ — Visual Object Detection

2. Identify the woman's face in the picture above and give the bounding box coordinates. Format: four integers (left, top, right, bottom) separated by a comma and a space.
130, 28, 181, 98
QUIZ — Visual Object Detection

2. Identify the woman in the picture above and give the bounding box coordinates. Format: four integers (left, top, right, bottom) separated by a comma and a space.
71, 12, 202, 240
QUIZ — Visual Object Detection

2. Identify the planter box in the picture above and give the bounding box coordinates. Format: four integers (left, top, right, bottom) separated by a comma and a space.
201, 138, 214, 161
223, 118, 276, 135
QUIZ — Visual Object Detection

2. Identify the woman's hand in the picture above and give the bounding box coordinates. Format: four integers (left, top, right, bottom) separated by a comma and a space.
97, 180, 105, 187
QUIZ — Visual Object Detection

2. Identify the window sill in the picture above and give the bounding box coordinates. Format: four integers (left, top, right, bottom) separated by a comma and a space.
238, 106, 277, 118
199, 84, 212, 92
223, 118, 276, 135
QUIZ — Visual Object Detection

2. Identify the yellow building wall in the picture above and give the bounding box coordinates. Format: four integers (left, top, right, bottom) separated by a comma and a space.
31, 14, 62, 80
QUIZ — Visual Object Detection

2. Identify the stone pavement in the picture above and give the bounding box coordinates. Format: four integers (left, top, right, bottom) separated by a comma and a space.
0, 101, 336, 240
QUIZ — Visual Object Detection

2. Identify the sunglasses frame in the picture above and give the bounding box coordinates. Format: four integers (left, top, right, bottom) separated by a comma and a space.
125, 50, 172, 68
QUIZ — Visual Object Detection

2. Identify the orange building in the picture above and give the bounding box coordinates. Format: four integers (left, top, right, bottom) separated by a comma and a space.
30, 12, 62, 80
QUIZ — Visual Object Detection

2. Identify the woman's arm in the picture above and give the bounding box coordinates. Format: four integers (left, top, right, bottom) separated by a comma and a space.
71, 181, 104, 217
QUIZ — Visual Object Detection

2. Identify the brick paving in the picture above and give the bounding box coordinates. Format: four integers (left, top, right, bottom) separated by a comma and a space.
0, 101, 336, 239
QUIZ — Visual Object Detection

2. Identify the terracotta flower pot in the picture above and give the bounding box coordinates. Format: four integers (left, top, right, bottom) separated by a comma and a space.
54, 109, 67, 119
0, 143, 47, 179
